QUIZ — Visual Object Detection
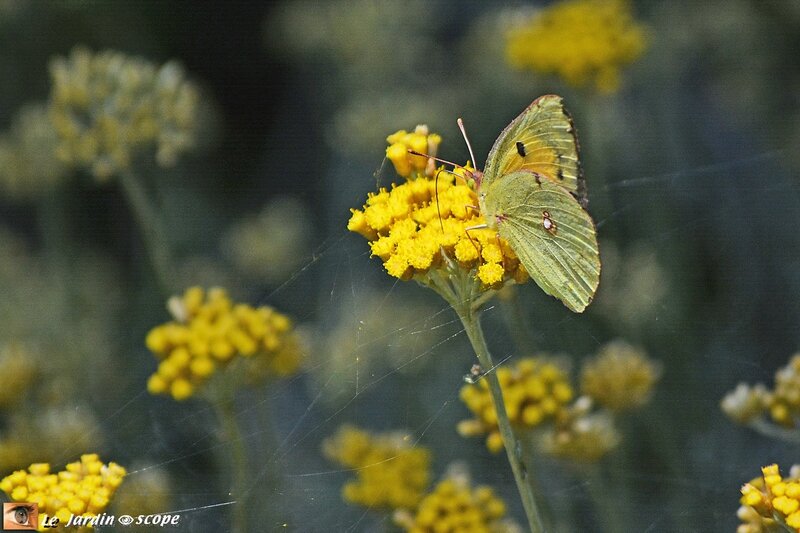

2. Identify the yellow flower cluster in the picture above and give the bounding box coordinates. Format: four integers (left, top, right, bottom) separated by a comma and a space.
221, 196, 312, 284
458, 358, 573, 453
145, 287, 303, 401
323, 425, 431, 510
580, 340, 660, 412
739, 464, 800, 533
0, 343, 38, 409
0, 104, 67, 200
540, 397, 620, 462
765, 355, 800, 427
385, 125, 442, 179
722, 353, 800, 428
395, 478, 510, 533
112, 464, 171, 518
348, 127, 528, 289
49, 46, 200, 181
0, 454, 126, 528
0, 405, 101, 476
505, 0, 648, 93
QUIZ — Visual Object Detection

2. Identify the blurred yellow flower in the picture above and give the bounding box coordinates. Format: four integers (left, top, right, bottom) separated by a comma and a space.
722, 353, 800, 430
323, 425, 431, 510
221, 196, 312, 284
348, 126, 528, 292
721, 383, 769, 425
540, 397, 620, 462
739, 464, 800, 532
580, 340, 660, 412
458, 357, 573, 453
308, 290, 443, 406
0, 405, 102, 475
505, 0, 648, 93
0, 454, 126, 528
112, 464, 171, 519
0, 103, 68, 200
0, 343, 38, 410
49, 46, 201, 181
394, 477, 514, 533
145, 286, 304, 401
765, 354, 800, 427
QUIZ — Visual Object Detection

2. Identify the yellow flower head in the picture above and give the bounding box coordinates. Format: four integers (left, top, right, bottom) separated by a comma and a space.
505, 0, 648, 93
0, 343, 38, 410
458, 357, 573, 453
0, 454, 126, 528
0, 104, 68, 200
394, 477, 512, 533
385, 125, 442, 179
49, 46, 201, 181
349, 127, 528, 292
323, 425, 431, 510
580, 340, 660, 412
766, 354, 800, 428
221, 196, 312, 284
539, 397, 620, 462
721, 383, 769, 425
112, 464, 171, 518
145, 286, 304, 401
739, 464, 800, 532
0, 405, 102, 476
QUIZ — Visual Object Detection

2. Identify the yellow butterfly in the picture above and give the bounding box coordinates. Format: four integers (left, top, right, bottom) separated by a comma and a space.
452, 95, 601, 312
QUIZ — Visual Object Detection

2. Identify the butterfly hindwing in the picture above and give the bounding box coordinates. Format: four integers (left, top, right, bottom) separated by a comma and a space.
483, 95, 587, 207
483, 171, 600, 312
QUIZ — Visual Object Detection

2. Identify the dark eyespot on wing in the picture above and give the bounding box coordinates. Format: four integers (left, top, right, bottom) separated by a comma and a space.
515, 141, 526, 157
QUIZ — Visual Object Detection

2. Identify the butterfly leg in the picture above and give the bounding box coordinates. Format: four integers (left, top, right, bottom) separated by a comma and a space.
464, 221, 487, 258
494, 233, 509, 272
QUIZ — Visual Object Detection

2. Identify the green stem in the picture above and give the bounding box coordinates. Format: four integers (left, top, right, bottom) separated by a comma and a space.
749, 419, 800, 444
214, 392, 248, 533
457, 305, 546, 533
118, 169, 176, 292
583, 463, 625, 533
500, 288, 536, 355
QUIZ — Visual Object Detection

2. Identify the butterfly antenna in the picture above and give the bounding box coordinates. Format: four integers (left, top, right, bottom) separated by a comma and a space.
407, 150, 470, 173
457, 118, 478, 170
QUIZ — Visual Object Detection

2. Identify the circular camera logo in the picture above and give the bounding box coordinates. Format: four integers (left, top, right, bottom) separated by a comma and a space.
118, 515, 134, 526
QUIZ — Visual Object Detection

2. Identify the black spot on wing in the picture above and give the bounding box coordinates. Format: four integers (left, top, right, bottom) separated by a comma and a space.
516, 141, 526, 157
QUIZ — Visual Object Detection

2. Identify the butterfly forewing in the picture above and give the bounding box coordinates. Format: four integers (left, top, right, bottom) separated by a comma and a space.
483, 95, 587, 207
484, 171, 600, 312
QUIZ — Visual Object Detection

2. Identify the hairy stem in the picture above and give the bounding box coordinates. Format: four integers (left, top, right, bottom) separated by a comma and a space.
214, 392, 248, 533
457, 305, 545, 533
118, 169, 176, 292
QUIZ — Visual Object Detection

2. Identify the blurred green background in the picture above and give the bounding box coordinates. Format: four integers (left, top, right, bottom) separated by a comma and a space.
0, 0, 799, 531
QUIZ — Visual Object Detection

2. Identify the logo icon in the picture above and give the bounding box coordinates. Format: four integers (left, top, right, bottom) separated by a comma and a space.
3, 502, 38, 530
118, 515, 134, 526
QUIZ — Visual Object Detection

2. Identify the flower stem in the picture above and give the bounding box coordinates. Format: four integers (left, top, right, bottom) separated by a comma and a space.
214, 392, 249, 533
118, 169, 176, 292
457, 306, 546, 533
583, 462, 626, 533
749, 419, 800, 444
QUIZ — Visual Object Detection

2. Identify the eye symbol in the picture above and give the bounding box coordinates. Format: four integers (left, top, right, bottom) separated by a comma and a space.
14, 506, 29, 525
3, 503, 37, 530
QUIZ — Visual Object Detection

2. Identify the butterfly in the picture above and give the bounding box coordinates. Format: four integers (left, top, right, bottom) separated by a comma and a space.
462, 95, 601, 312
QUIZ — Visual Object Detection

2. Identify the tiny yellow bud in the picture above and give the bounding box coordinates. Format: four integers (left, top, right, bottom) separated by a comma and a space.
170, 379, 194, 401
